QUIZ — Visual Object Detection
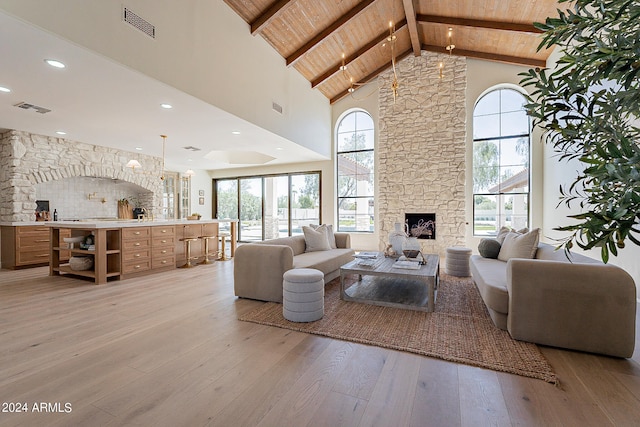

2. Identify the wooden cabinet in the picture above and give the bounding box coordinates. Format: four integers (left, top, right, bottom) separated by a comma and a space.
151, 226, 175, 270
1, 226, 72, 269
175, 222, 218, 267
121, 227, 151, 275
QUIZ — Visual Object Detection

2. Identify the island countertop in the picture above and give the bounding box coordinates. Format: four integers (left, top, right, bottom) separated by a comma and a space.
1, 219, 238, 228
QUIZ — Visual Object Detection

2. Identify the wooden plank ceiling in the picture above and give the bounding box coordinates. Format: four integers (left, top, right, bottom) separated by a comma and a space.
223, 0, 561, 104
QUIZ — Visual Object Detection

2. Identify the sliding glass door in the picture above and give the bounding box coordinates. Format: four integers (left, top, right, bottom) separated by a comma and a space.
214, 172, 321, 242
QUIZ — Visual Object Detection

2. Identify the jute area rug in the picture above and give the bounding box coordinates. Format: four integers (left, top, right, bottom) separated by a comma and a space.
239, 273, 557, 384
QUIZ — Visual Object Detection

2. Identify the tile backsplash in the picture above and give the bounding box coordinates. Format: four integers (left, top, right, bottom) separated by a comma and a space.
35, 177, 151, 220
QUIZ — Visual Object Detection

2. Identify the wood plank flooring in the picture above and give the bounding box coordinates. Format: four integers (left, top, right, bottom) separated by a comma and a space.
0, 262, 639, 426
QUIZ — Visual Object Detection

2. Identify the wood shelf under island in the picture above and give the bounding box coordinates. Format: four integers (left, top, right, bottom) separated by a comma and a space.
47, 219, 237, 284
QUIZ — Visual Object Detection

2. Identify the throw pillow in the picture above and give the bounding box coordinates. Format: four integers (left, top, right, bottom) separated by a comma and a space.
302, 225, 331, 252
497, 228, 540, 261
495, 226, 511, 244
478, 238, 501, 259
310, 224, 337, 249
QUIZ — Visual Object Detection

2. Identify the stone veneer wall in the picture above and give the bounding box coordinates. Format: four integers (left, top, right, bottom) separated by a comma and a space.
378, 51, 467, 257
0, 130, 163, 222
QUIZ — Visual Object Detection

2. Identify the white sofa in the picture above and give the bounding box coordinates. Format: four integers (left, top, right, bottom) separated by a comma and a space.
470, 242, 637, 358
233, 233, 354, 303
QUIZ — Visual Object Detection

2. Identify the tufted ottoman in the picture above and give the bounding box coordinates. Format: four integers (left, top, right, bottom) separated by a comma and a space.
445, 247, 472, 277
282, 268, 324, 322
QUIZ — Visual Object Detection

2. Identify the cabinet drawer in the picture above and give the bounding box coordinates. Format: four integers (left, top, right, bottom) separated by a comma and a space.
17, 249, 50, 265
152, 226, 175, 238
17, 226, 50, 235
152, 246, 175, 258
122, 227, 150, 240
123, 259, 151, 274
123, 248, 151, 262
122, 239, 150, 251
18, 234, 51, 249
152, 255, 175, 269
152, 236, 175, 247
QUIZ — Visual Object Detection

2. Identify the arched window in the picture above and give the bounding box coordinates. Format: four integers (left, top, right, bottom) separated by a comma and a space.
472, 87, 530, 235
336, 110, 374, 232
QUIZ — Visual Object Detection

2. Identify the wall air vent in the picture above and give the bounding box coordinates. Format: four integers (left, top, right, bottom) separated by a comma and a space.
183, 146, 201, 151
14, 102, 51, 114
123, 7, 155, 39
272, 102, 283, 114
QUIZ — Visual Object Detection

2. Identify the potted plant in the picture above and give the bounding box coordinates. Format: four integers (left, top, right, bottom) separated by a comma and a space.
519, 0, 640, 262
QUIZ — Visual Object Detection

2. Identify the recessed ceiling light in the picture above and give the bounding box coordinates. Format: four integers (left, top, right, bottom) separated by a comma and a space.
276, 147, 284, 150
55, 131, 66, 135
45, 59, 65, 69
187, 159, 193, 162
135, 147, 143, 151
160, 103, 172, 109
0, 86, 10, 93
231, 131, 241, 135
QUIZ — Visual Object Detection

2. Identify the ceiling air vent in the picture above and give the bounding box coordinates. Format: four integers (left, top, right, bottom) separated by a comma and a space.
14, 102, 51, 114
123, 7, 155, 39
183, 146, 201, 152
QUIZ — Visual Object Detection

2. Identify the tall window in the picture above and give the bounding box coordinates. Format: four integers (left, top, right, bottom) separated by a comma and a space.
336, 110, 374, 232
473, 88, 531, 235
214, 172, 320, 242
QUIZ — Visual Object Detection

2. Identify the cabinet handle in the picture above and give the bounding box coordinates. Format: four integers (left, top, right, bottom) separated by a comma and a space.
36, 254, 49, 258
135, 254, 141, 257
35, 239, 50, 243
161, 260, 168, 264
161, 240, 167, 243
134, 243, 141, 246
135, 265, 141, 269
161, 250, 167, 254
134, 231, 141, 235
161, 229, 167, 233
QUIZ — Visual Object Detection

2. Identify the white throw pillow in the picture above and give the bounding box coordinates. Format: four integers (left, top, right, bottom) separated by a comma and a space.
303, 225, 331, 252
310, 224, 337, 249
497, 228, 540, 261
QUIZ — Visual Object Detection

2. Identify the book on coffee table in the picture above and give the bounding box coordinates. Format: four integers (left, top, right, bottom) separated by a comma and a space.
353, 251, 380, 259
392, 260, 421, 270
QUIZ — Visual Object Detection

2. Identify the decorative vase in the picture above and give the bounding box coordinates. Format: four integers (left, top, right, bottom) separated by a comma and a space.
388, 222, 406, 256
402, 236, 421, 259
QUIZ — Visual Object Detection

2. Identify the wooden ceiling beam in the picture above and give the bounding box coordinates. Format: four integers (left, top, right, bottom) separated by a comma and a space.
311, 19, 408, 89
286, 0, 378, 66
421, 44, 547, 68
250, 0, 296, 35
402, 0, 421, 56
330, 48, 413, 104
416, 14, 544, 34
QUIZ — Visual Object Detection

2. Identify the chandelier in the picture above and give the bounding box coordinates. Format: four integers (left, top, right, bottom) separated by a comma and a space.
160, 134, 167, 181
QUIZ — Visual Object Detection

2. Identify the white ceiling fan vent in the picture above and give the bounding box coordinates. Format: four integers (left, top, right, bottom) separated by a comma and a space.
14, 102, 51, 114
123, 7, 155, 39
272, 102, 283, 114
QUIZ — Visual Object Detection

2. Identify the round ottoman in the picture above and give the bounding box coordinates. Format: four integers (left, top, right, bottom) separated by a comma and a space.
283, 268, 324, 322
445, 247, 472, 277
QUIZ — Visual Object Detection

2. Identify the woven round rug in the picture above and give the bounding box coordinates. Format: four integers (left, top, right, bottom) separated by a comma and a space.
239, 273, 557, 384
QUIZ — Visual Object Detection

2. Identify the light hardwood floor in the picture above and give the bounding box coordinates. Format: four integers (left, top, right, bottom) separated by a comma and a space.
1, 262, 639, 427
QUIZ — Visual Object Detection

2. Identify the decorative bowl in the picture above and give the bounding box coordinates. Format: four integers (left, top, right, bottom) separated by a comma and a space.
402, 249, 421, 258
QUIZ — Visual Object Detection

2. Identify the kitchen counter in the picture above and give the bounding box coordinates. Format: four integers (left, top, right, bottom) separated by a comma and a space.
1, 219, 237, 228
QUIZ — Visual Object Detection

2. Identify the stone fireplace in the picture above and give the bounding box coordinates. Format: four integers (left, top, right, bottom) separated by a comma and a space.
377, 51, 467, 257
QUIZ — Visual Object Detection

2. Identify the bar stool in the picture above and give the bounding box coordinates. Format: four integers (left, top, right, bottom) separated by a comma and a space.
179, 237, 199, 268
198, 235, 217, 265
218, 233, 231, 261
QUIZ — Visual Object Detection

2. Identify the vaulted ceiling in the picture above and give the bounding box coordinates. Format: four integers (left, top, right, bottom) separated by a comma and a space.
224, 0, 561, 104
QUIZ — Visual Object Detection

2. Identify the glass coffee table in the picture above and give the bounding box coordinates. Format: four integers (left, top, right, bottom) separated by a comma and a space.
340, 253, 440, 312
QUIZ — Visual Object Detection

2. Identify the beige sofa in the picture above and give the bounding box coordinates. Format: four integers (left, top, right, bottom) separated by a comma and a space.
470, 242, 637, 358
233, 233, 354, 303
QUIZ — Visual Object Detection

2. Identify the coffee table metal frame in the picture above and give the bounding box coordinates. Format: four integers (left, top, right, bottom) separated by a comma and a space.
340, 253, 440, 312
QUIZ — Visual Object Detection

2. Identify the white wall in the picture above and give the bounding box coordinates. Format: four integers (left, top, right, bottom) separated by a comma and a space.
187, 169, 213, 220
0, 0, 331, 156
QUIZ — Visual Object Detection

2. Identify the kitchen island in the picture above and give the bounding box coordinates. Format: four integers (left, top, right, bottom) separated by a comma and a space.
47, 219, 238, 284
